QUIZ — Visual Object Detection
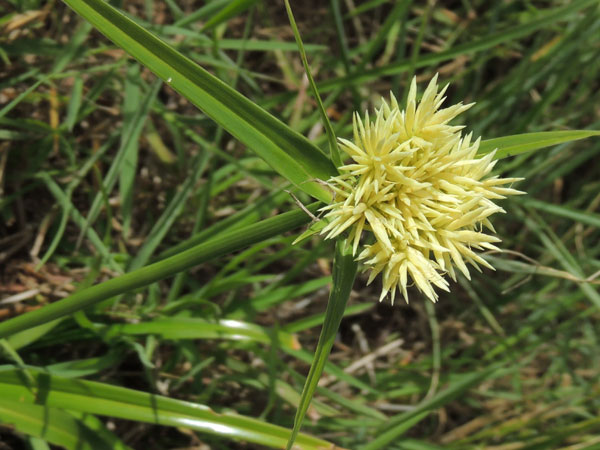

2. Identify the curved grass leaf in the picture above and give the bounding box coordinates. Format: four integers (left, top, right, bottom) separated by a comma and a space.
0, 366, 340, 450
0, 203, 321, 339
478, 130, 600, 159
106, 317, 301, 351
62, 0, 337, 202
286, 239, 358, 450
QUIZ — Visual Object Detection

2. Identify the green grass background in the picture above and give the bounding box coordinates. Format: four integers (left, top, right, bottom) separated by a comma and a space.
1, 0, 600, 449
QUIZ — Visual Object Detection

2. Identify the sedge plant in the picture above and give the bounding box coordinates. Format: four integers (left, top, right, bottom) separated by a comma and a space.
1, 1, 599, 449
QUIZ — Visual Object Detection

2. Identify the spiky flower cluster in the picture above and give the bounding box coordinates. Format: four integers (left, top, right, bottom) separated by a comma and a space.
320, 75, 523, 303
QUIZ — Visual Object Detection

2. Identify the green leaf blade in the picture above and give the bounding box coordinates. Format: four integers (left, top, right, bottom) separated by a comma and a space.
0, 203, 321, 339
0, 367, 338, 450
478, 130, 600, 159
285, 239, 358, 450
62, 0, 337, 202
109, 317, 301, 351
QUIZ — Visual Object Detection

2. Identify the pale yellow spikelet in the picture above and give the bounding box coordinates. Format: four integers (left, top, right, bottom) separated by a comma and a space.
320, 75, 524, 304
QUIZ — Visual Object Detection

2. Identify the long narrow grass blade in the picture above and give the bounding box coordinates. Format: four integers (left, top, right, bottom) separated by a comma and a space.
0, 203, 321, 339
62, 0, 337, 201
107, 317, 301, 351
119, 64, 144, 238
285, 238, 358, 450
0, 366, 339, 450
284, 0, 341, 167
478, 130, 600, 159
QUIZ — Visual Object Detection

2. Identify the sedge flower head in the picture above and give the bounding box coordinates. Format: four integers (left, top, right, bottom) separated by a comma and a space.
320, 75, 524, 304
